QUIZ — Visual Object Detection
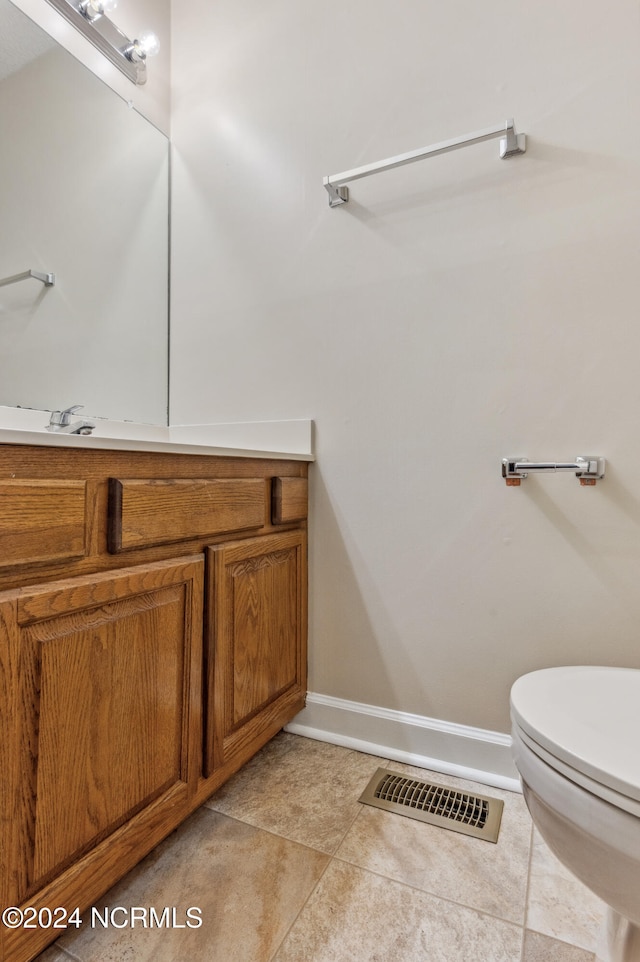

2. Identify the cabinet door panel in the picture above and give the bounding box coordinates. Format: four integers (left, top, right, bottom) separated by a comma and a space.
0, 556, 203, 904
229, 550, 298, 724
205, 531, 306, 774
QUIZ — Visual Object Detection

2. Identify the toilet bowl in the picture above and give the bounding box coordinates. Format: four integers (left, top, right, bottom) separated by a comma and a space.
510, 666, 640, 962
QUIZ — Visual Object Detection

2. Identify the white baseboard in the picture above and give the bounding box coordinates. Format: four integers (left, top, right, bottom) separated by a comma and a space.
285, 692, 522, 794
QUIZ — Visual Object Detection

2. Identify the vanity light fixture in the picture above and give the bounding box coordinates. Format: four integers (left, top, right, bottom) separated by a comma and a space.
44, 0, 159, 85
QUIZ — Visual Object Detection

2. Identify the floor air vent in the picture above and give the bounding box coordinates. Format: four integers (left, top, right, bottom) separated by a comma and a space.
358, 768, 504, 843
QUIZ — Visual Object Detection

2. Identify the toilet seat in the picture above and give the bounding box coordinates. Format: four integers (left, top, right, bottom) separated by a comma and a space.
510, 666, 640, 817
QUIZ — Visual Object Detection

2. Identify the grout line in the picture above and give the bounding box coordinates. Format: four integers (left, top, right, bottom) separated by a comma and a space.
518, 916, 527, 960
330, 789, 369, 855
264, 852, 335, 962
200, 806, 336, 855
329, 854, 527, 938
32, 935, 86, 961
55, 947, 83, 961
523, 820, 535, 931
525, 930, 599, 958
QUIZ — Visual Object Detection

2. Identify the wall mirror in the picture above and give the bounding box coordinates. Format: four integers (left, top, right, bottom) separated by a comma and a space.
0, 0, 169, 424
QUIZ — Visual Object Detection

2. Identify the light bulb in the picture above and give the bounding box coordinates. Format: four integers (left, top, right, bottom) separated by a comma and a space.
129, 31, 160, 61
79, 0, 117, 21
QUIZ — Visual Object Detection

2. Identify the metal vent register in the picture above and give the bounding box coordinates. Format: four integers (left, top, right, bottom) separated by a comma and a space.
359, 769, 503, 843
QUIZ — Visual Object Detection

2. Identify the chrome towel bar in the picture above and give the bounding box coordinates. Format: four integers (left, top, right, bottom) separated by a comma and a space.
0, 269, 56, 288
502, 457, 606, 486
324, 118, 526, 207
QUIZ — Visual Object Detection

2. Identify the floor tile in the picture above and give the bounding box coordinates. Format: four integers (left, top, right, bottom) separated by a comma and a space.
52, 807, 328, 962
336, 762, 532, 924
33, 949, 75, 962
522, 929, 595, 961
272, 859, 523, 962
526, 828, 605, 952
204, 732, 386, 854
29, 737, 608, 962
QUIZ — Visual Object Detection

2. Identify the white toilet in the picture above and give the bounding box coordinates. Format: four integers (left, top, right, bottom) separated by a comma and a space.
510, 666, 640, 962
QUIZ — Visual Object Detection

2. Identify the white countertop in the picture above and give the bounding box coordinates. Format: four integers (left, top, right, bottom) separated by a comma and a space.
0, 408, 314, 461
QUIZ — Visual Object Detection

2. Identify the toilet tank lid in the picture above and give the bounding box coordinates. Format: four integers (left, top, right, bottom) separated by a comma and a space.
510, 666, 640, 804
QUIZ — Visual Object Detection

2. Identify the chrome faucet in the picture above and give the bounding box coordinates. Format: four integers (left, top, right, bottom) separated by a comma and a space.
47, 404, 96, 435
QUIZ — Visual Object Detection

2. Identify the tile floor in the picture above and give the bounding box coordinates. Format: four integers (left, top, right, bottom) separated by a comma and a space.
36, 733, 606, 962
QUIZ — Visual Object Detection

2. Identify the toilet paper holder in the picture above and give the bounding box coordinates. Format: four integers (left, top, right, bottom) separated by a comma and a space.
502, 456, 605, 486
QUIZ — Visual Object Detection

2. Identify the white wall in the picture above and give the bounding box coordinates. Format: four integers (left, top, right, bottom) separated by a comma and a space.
170, 0, 640, 740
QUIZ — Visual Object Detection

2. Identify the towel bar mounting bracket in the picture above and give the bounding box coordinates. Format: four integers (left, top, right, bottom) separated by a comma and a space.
0, 269, 56, 289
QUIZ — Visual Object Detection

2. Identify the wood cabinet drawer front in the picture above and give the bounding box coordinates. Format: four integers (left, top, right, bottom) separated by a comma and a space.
109, 478, 266, 552
0, 480, 88, 568
272, 477, 308, 525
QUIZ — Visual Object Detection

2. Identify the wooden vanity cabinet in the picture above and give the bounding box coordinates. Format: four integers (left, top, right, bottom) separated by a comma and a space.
0, 444, 308, 962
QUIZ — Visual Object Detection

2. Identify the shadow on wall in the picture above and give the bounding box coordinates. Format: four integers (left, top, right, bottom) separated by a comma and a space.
528, 466, 640, 604
307, 466, 442, 723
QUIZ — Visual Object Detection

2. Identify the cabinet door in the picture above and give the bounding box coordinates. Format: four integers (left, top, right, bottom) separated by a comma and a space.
0, 556, 203, 908
204, 531, 306, 775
